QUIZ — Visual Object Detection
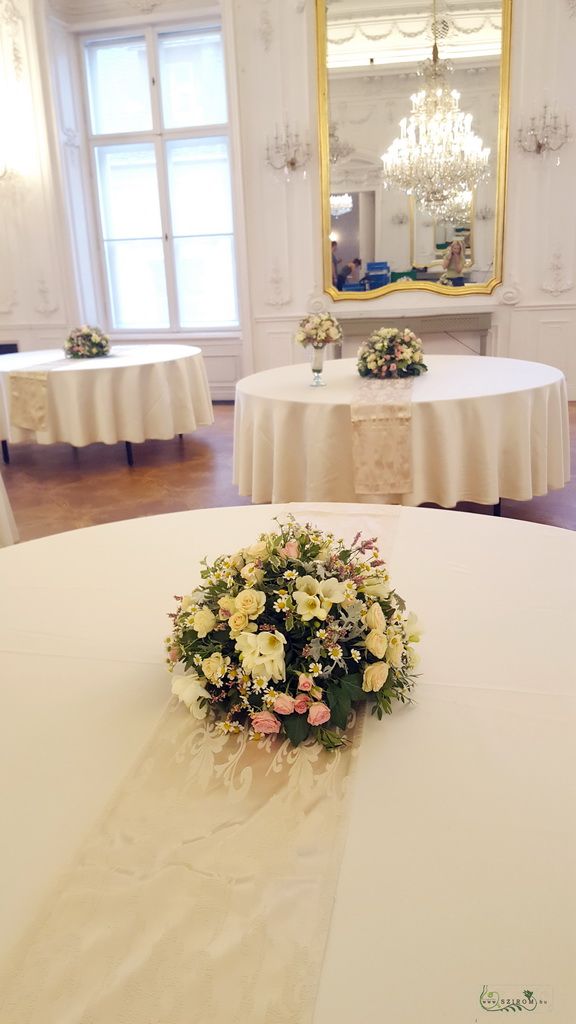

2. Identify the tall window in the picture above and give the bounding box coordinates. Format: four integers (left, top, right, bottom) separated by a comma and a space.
82, 27, 238, 331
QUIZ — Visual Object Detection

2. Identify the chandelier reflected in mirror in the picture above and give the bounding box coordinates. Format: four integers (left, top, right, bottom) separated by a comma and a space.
329, 124, 354, 164
330, 192, 353, 218
381, 0, 490, 218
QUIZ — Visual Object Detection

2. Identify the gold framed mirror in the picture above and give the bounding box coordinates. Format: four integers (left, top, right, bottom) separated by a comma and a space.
317, 0, 512, 299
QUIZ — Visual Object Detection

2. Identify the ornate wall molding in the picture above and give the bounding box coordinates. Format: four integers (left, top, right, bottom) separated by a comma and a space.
0, 0, 24, 79
499, 282, 522, 306
266, 266, 291, 306
34, 279, 60, 316
541, 253, 573, 297
0, 288, 18, 314
257, 4, 273, 52
127, 0, 162, 12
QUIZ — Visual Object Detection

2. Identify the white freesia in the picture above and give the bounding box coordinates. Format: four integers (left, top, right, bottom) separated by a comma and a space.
295, 575, 320, 596
406, 611, 423, 643
361, 576, 392, 599
171, 672, 211, 719
318, 577, 347, 604
386, 634, 404, 668
235, 630, 286, 682
294, 591, 328, 622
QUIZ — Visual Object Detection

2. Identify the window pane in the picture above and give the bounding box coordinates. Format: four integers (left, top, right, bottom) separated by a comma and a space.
85, 37, 152, 135
95, 144, 162, 239
159, 30, 227, 128
175, 236, 238, 327
105, 240, 169, 329
167, 138, 233, 236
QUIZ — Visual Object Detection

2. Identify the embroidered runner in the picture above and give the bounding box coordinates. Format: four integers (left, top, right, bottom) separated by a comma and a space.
0, 702, 361, 1024
351, 377, 414, 495
8, 371, 49, 431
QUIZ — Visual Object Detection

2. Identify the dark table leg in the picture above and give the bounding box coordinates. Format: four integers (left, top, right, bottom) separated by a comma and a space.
1, 440, 9, 465
125, 441, 134, 467
493, 500, 501, 516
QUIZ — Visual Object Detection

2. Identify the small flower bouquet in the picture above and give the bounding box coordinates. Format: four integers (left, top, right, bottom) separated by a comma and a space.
64, 325, 110, 359
166, 518, 421, 750
357, 327, 428, 379
294, 311, 342, 349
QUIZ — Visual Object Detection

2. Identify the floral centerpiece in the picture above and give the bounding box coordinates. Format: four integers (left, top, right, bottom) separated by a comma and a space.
166, 517, 421, 750
64, 325, 110, 359
294, 312, 342, 387
357, 327, 428, 379
294, 311, 342, 350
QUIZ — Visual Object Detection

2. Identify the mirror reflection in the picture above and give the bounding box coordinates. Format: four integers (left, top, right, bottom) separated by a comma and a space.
324, 0, 506, 295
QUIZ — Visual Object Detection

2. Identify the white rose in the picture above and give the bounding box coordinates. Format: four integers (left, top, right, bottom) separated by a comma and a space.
245, 540, 268, 560
192, 606, 217, 638
235, 589, 266, 618
364, 629, 388, 659
240, 562, 264, 585
228, 610, 250, 635
218, 595, 237, 616
201, 652, 229, 682
365, 602, 386, 631
362, 662, 389, 692
294, 591, 327, 622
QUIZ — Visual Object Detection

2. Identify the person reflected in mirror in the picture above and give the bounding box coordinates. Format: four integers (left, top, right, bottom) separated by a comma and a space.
441, 239, 466, 286
337, 257, 362, 290
331, 240, 340, 287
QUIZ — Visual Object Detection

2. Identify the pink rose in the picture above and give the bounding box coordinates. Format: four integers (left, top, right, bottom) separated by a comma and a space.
251, 710, 281, 734
389, 363, 397, 372
273, 693, 296, 715
294, 694, 312, 715
307, 702, 331, 726
280, 540, 300, 559
168, 648, 180, 662
298, 674, 313, 691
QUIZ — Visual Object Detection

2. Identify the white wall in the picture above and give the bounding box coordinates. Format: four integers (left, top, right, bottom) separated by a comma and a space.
0, 0, 575, 397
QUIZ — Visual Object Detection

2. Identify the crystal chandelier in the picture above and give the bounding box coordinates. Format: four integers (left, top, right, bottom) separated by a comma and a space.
330, 193, 353, 218
381, 0, 490, 217
329, 124, 354, 164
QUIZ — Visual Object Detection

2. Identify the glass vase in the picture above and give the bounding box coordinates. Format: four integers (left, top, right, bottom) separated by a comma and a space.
310, 344, 327, 388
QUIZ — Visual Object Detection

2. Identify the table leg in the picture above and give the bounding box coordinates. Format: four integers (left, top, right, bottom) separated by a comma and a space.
125, 442, 134, 467
493, 500, 501, 516
1, 440, 9, 465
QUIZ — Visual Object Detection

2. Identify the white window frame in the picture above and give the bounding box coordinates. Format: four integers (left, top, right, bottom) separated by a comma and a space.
78, 21, 239, 334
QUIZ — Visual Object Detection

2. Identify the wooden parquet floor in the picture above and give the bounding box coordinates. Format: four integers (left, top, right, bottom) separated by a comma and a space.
2, 402, 575, 543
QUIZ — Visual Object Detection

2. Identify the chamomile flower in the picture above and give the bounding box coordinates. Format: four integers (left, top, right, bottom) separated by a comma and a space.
308, 661, 323, 677
351, 648, 362, 662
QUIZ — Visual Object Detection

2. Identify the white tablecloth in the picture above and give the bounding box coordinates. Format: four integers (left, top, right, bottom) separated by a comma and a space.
0, 344, 213, 446
234, 355, 570, 506
0, 504, 575, 1021
0, 475, 17, 546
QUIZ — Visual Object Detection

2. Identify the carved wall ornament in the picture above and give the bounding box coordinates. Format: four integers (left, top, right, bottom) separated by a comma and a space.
266, 266, 291, 307
257, 7, 273, 51
62, 127, 80, 150
0, 288, 18, 314
307, 291, 327, 314
541, 252, 573, 297
127, 0, 163, 11
34, 280, 60, 316
500, 283, 522, 305
567, 0, 576, 16
0, 0, 24, 79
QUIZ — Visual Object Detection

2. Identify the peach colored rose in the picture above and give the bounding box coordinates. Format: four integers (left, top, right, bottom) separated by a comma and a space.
294, 694, 312, 715
251, 710, 281, 734
298, 674, 313, 691
307, 702, 331, 726
311, 685, 323, 699
273, 693, 296, 715
365, 602, 386, 631
168, 648, 180, 662
280, 540, 300, 559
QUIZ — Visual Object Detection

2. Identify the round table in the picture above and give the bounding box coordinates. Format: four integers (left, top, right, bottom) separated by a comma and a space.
0, 344, 213, 461
0, 504, 575, 1022
234, 355, 570, 507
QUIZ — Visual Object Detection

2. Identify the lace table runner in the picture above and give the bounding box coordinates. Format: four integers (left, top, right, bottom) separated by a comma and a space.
8, 371, 49, 431
0, 701, 361, 1024
350, 377, 414, 495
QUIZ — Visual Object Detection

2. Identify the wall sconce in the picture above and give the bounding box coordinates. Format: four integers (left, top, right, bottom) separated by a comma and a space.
517, 105, 571, 155
475, 205, 494, 221
266, 122, 310, 180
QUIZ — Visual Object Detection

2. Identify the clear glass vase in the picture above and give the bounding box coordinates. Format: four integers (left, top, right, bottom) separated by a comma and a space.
310, 344, 327, 388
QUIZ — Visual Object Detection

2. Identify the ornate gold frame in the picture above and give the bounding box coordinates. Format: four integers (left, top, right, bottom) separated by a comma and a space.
317, 0, 512, 300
